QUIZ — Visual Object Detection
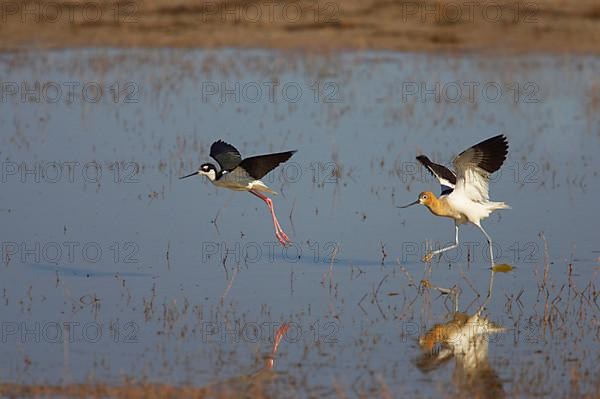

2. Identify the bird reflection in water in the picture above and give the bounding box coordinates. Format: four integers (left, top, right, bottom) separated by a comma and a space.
0, 323, 291, 398
204, 322, 291, 395
415, 271, 506, 398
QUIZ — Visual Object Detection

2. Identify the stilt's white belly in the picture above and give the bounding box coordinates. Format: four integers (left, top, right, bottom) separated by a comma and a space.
213, 170, 275, 194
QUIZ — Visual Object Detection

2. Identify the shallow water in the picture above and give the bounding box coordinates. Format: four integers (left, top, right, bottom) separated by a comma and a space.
0, 49, 598, 397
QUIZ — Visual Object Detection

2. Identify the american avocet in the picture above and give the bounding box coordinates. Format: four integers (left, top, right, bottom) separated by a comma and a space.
399, 135, 510, 265
415, 311, 505, 385
180, 140, 296, 246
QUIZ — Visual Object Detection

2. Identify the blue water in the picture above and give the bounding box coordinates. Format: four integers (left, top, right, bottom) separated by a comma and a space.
0, 49, 598, 397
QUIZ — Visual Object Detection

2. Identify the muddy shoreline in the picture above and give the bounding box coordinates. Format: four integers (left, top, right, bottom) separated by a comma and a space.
2, 0, 600, 53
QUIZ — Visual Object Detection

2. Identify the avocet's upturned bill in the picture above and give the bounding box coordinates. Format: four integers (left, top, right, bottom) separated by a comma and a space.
181, 140, 297, 246
399, 135, 510, 265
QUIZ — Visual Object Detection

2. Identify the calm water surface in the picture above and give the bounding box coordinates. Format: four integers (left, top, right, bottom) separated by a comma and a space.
0, 49, 598, 397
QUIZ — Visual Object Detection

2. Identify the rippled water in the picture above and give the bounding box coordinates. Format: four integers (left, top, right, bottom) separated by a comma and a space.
0, 49, 598, 397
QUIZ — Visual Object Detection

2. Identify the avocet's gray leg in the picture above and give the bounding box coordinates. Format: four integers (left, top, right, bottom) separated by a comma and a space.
423, 224, 459, 262
475, 223, 495, 265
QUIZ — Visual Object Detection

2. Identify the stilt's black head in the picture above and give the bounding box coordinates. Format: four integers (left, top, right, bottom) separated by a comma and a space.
180, 163, 218, 181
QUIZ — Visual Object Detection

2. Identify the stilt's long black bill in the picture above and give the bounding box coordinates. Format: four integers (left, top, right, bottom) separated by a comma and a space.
179, 171, 199, 180
397, 199, 419, 208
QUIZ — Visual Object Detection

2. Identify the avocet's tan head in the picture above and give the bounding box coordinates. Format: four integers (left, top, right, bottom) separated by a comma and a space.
398, 191, 437, 209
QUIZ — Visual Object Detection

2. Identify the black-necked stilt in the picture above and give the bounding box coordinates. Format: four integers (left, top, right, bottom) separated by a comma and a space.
399, 135, 510, 265
204, 322, 289, 390
180, 140, 297, 246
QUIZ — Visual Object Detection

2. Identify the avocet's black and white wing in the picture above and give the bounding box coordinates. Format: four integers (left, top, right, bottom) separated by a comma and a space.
452, 134, 508, 202
240, 150, 297, 179
210, 140, 243, 171
416, 155, 457, 196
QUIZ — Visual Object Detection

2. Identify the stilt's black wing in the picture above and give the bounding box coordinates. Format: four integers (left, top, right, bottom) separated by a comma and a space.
210, 140, 243, 171
240, 151, 297, 179
416, 155, 457, 196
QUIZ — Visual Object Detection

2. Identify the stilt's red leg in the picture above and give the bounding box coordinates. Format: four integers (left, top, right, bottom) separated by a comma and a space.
268, 202, 289, 241
249, 190, 291, 246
